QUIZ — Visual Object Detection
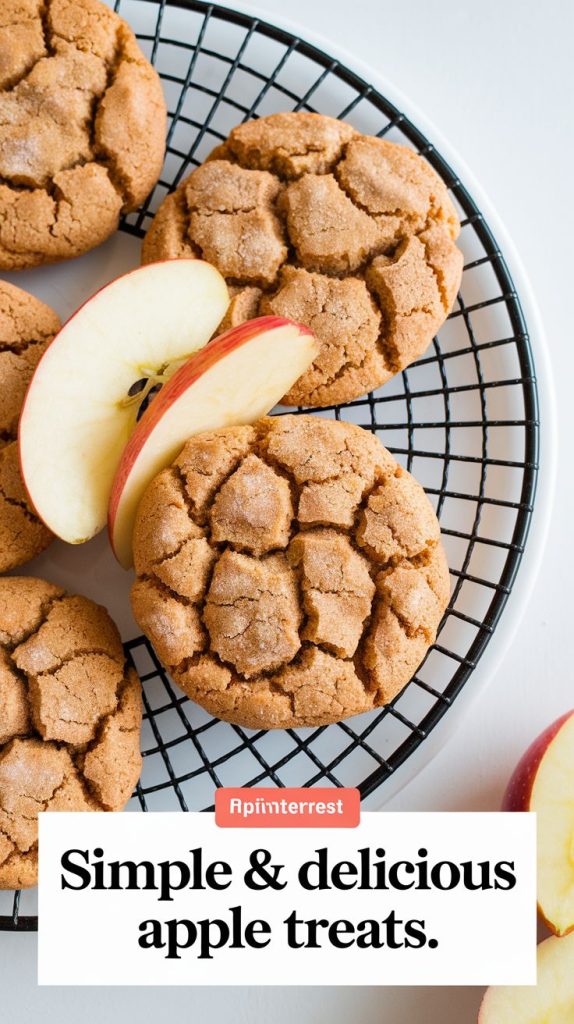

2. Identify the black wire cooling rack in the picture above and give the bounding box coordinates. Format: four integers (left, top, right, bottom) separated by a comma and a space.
1, 0, 540, 931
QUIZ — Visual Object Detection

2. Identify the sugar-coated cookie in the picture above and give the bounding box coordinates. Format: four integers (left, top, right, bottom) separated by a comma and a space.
0, 0, 166, 269
131, 415, 450, 729
0, 280, 58, 570
0, 577, 142, 889
142, 112, 462, 406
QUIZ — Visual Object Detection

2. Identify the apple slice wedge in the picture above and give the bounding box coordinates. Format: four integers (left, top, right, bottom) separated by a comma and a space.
108, 316, 318, 568
19, 260, 229, 545
478, 931, 574, 1022
503, 710, 574, 936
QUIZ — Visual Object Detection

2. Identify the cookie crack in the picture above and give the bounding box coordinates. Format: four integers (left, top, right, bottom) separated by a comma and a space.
64, 761, 104, 811
149, 531, 204, 573
0, 758, 79, 846
140, 572, 198, 610
204, 579, 299, 664
0, 474, 39, 525
335, 172, 424, 240
33, 666, 123, 742
171, 463, 205, 524
47, 3, 119, 64
188, 202, 260, 217
260, 433, 376, 492
304, 345, 380, 401
411, 541, 449, 603
382, 595, 431, 643
39, 0, 55, 57
28, 647, 125, 681
207, 590, 287, 608
161, 184, 200, 258
420, 239, 452, 314
0, 333, 52, 355
362, 276, 403, 370
267, 676, 296, 715
283, 540, 310, 649
177, 448, 269, 534
0, 591, 66, 652
357, 505, 435, 569
39, 768, 78, 810
71, 674, 137, 810
269, 646, 371, 717
376, 331, 400, 374
356, 527, 438, 579
0, 820, 16, 850
0, 1, 53, 92
83, 674, 138, 752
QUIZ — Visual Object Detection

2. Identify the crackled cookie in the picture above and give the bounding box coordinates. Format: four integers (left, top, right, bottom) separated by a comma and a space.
130, 415, 450, 730
0, 0, 166, 270
0, 577, 142, 888
142, 112, 463, 406
0, 280, 58, 570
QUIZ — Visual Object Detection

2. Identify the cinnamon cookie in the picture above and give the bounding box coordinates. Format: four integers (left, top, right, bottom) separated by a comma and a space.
142, 112, 463, 406
0, 0, 166, 270
131, 415, 450, 729
0, 280, 58, 570
0, 577, 142, 889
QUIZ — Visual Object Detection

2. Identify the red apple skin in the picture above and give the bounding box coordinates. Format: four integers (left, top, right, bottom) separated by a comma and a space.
18, 258, 203, 529
503, 709, 574, 938
502, 710, 574, 813
107, 315, 314, 555
477, 989, 490, 1023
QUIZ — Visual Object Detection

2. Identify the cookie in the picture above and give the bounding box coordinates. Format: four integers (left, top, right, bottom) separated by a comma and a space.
0, 0, 166, 270
0, 280, 58, 570
142, 112, 463, 407
0, 577, 142, 889
130, 415, 450, 729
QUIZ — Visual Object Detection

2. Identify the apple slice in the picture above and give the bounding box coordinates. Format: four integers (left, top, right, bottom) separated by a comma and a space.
503, 710, 574, 937
108, 316, 318, 568
478, 931, 574, 1022
19, 260, 229, 545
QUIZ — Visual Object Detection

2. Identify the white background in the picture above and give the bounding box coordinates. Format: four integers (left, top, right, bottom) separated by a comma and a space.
1, 0, 573, 1019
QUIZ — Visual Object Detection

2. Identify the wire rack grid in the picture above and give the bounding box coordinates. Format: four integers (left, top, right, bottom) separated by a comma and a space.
1, 0, 539, 930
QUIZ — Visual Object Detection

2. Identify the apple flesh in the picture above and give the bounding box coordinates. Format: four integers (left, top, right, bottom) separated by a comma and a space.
19, 260, 229, 545
504, 710, 574, 936
478, 931, 574, 1022
108, 315, 318, 568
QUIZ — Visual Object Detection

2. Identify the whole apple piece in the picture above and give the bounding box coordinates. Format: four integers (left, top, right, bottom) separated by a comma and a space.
503, 710, 574, 936
19, 261, 229, 546
478, 930, 574, 1021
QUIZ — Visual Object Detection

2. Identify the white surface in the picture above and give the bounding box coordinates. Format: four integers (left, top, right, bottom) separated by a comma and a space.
1, 0, 572, 1019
